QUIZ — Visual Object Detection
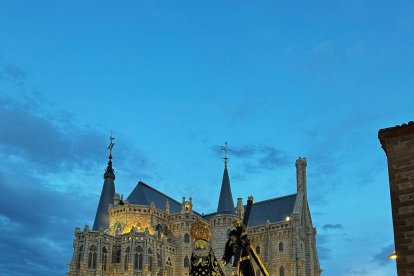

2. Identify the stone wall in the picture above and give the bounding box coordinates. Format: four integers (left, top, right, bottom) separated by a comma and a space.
379, 121, 414, 275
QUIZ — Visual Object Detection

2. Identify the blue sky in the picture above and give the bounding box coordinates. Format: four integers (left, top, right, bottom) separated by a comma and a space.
0, 0, 413, 275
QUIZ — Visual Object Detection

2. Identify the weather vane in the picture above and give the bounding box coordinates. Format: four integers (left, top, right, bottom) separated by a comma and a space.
108, 132, 115, 156
221, 141, 230, 165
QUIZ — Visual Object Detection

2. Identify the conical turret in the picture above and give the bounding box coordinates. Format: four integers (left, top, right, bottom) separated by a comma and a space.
92, 135, 116, 231
216, 162, 235, 214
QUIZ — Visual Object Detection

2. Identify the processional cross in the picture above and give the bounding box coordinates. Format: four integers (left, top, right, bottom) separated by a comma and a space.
232, 196, 270, 276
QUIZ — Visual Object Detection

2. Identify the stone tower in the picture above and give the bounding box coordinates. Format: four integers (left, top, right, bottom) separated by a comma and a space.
210, 157, 237, 272
92, 135, 116, 231
379, 121, 414, 275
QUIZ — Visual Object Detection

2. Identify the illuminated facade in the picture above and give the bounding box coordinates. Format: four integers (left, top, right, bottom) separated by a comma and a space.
68, 141, 321, 276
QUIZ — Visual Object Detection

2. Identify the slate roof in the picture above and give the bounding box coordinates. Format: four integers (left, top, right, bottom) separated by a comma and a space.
247, 194, 297, 226
127, 181, 202, 216
202, 194, 297, 227
216, 165, 235, 214
92, 159, 115, 231
127, 182, 296, 227
127, 181, 183, 214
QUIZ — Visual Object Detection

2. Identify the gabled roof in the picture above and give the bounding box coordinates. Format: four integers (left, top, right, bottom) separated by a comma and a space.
203, 193, 297, 227
127, 181, 183, 214
216, 165, 235, 214
247, 194, 297, 226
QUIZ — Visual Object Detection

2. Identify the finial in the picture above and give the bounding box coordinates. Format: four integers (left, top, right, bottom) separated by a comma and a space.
108, 132, 115, 157
221, 141, 230, 166
104, 133, 116, 179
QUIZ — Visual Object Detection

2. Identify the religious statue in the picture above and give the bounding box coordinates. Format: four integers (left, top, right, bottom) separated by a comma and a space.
221, 196, 269, 276
189, 218, 224, 276
221, 225, 255, 276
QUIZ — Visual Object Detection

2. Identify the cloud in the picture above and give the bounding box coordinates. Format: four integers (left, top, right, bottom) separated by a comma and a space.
323, 223, 344, 231
0, 95, 152, 275
259, 146, 288, 169
372, 244, 395, 266
0, 96, 106, 171
0, 96, 150, 177
0, 62, 27, 85
0, 167, 94, 276
210, 144, 289, 173
316, 234, 332, 260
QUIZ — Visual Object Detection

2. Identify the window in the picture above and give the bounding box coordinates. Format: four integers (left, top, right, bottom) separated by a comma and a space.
279, 242, 284, 252
184, 256, 190, 267
256, 269, 261, 276
88, 245, 97, 269
102, 247, 108, 271
166, 257, 173, 276
112, 246, 121, 263
256, 245, 261, 255
184, 233, 190, 243
279, 265, 285, 276
77, 245, 83, 269
124, 247, 130, 270
157, 253, 162, 267
148, 247, 153, 272
134, 245, 143, 270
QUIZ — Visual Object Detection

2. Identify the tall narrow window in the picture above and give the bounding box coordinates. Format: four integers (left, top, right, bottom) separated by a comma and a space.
124, 247, 130, 270
184, 233, 190, 243
88, 245, 97, 269
166, 257, 173, 276
77, 245, 83, 269
256, 269, 261, 276
113, 246, 121, 263
148, 247, 153, 272
279, 265, 285, 276
256, 245, 261, 255
102, 247, 108, 271
184, 256, 189, 267
134, 245, 143, 270
279, 242, 284, 252
157, 252, 162, 267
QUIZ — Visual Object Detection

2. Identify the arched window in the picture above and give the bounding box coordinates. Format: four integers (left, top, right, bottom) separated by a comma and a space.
88, 245, 97, 269
148, 247, 153, 272
102, 247, 108, 271
134, 245, 143, 270
112, 246, 121, 263
256, 245, 261, 255
124, 247, 130, 270
279, 242, 284, 252
184, 233, 190, 243
279, 265, 285, 276
184, 256, 189, 267
166, 257, 173, 276
256, 269, 261, 276
77, 245, 83, 269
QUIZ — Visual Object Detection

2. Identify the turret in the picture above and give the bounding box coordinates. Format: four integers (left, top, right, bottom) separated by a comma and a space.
92, 135, 116, 231
181, 196, 193, 214
296, 157, 307, 196
211, 142, 237, 274
216, 161, 235, 214
235, 197, 244, 219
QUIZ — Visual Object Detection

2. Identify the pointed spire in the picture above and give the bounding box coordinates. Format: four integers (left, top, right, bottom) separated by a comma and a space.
92, 134, 116, 231
217, 142, 235, 214
104, 134, 115, 180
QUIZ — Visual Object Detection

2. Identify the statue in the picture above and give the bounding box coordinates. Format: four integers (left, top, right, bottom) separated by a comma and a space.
221, 196, 269, 276
189, 218, 224, 276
